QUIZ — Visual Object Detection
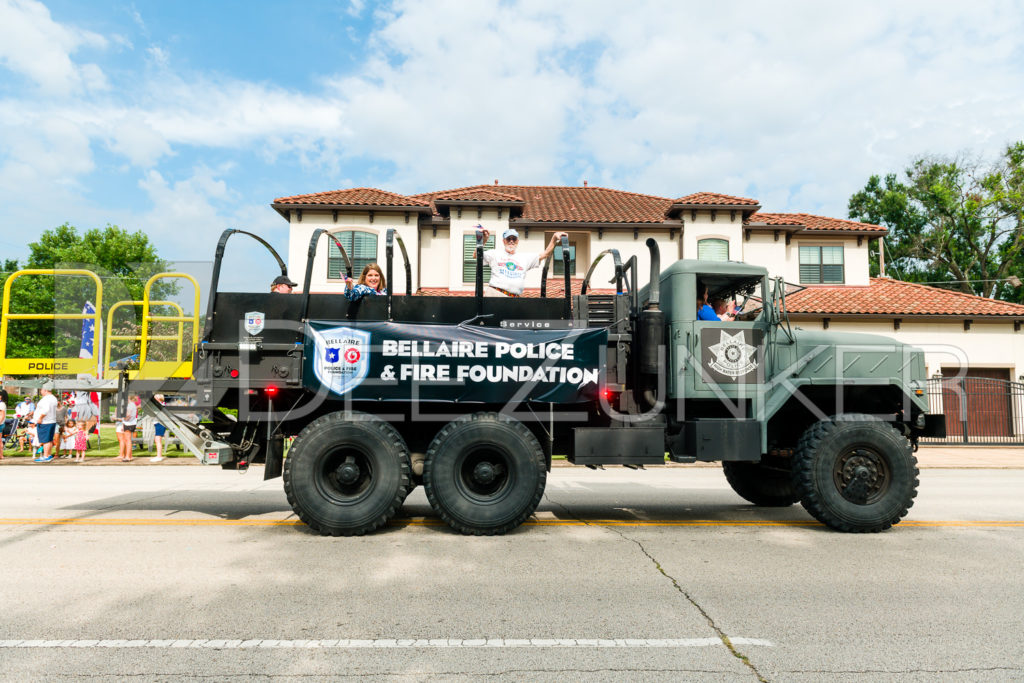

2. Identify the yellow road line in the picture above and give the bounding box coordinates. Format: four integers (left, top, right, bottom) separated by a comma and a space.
0, 518, 1022, 528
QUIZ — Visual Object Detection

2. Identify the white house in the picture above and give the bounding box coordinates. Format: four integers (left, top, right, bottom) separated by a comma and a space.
272, 183, 1024, 384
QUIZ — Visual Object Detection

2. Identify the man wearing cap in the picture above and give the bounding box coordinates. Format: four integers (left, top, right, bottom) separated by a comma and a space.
31, 382, 59, 463
271, 275, 298, 293
475, 226, 568, 297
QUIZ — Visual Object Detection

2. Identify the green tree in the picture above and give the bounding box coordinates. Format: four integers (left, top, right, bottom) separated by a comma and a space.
1, 224, 179, 365
848, 142, 1024, 299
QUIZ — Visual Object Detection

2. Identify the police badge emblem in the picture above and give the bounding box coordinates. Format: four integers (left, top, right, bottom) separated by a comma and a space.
310, 325, 371, 396
244, 311, 265, 336
707, 329, 758, 378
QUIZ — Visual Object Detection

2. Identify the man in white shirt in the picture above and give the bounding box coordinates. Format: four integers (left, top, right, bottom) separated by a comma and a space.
475, 226, 568, 297
31, 383, 59, 462
15, 398, 33, 419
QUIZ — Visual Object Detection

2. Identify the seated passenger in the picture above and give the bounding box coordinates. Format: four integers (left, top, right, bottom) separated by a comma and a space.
271, 275, 297, 293
696, 281, 719, 321
344, 263, 388, 301
710, 297, 736, 322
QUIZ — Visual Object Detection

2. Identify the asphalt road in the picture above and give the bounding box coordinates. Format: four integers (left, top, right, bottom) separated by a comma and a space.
1, 466, 1023, 682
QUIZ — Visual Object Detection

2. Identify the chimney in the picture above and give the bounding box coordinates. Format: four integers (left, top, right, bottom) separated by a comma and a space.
494, 179, 499, 185
583, 180, 588, 187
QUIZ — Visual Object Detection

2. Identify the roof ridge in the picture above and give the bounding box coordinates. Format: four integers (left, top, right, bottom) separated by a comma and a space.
413, 184, 673, 202
673, 191, 759, 205
433, 187, 524, 201
274, 187, 426, 204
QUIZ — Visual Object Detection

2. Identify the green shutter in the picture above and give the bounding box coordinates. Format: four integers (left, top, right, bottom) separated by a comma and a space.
463, 235, 495, 283
821, 246, 844, 283
328, 231, 378, 279
799, 246, 844, 284
799, 246, 820, 283
697, 239, 729, 261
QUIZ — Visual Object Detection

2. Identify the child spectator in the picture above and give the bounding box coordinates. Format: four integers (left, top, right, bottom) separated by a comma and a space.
17, 420, 28, 452
64, 419, 86, 462
150, 394, 168, 463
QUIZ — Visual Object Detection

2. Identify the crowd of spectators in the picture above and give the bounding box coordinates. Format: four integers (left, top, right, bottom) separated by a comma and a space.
0, 385, 171, 464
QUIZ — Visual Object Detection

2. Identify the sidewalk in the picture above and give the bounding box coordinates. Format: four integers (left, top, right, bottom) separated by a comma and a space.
1, 446, 1021, 468
914, 446, 1024, 468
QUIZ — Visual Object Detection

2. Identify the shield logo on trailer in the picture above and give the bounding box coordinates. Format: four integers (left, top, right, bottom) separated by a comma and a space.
311, 325, 371, 396
244, 311, 265, 336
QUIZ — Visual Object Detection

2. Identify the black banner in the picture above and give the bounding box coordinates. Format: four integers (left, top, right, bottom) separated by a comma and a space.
304, 321, 607, 403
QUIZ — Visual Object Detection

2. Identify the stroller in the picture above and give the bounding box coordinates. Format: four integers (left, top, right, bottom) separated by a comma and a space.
2, 416, 25, 449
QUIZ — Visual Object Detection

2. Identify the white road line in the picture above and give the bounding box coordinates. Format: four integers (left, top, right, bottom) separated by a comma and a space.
0, 638, 773, 649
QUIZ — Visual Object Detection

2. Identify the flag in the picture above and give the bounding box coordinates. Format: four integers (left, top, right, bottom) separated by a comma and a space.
76, 300, 102, 378
79, 301, 95, 360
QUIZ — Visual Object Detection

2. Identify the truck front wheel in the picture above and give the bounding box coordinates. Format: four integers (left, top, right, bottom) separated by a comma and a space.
424, 413, 546, 535
722, 461, 797, 507
284, 411, 410, 536
792, 415, 918, 532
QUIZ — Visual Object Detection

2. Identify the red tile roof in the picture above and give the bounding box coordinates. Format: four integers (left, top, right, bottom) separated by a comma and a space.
433, 188, 524, 202
275, 185, 877, 234
747, 213, 804, 226
274, 188, 430, 207
673, 192, 759, 206
413, 185, 672, 223
787, 278, 1024, 317
752, 213, 885, 232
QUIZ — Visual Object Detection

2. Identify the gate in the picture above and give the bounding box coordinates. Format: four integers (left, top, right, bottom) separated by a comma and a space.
922, 376, 1024, 445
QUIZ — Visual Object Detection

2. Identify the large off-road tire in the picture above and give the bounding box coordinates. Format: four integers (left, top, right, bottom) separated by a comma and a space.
284, 411, 410, 536
424, 412, 546, 535
722, 461, 797, 507
792, 414, 918, 533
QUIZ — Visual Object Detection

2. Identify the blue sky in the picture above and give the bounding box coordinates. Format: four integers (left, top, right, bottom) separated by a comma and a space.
2, 0, 1023, 293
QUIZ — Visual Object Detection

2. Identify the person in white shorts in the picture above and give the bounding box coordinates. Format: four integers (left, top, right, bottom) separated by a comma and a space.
474, 226, 568, 297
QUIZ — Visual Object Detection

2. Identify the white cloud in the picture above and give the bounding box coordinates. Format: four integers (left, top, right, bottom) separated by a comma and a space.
0, 0, 108, 95
146, 46, 169, 68
3, 0, 1024, 276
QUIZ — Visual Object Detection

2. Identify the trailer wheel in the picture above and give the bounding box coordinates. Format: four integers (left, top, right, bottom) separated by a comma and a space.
792, 414, 918, 533
284, 411, 410, 536
424, 412, 546, 535
722, 461, 797, 507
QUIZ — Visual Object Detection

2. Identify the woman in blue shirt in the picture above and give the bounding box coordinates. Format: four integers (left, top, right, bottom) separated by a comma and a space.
344, 263, 388, 301
696, 280, 720, 320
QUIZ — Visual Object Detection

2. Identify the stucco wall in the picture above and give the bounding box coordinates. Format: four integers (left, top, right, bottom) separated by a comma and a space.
681, 213, 743, 263
795, 318, 1024, 378
286, 212, 418, 293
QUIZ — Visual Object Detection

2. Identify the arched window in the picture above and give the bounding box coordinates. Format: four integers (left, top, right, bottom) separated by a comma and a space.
328, 231, 378, 279
697, 238, 729, 261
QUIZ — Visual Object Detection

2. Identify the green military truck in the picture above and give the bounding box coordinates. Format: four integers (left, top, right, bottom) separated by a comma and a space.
150, 230, 944, 537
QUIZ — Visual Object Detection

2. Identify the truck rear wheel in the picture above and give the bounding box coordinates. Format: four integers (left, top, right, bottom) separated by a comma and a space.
722, 461, 797, 507
792, 415, 918, 532
284, 411, 410, 536
424, 412, 546, 535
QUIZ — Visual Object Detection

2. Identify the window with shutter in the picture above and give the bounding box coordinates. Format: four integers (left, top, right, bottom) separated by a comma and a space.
697, 238, 729, 261
462, 234, 495, 283
328, 231, 378, 279
799, 245, 844, 284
